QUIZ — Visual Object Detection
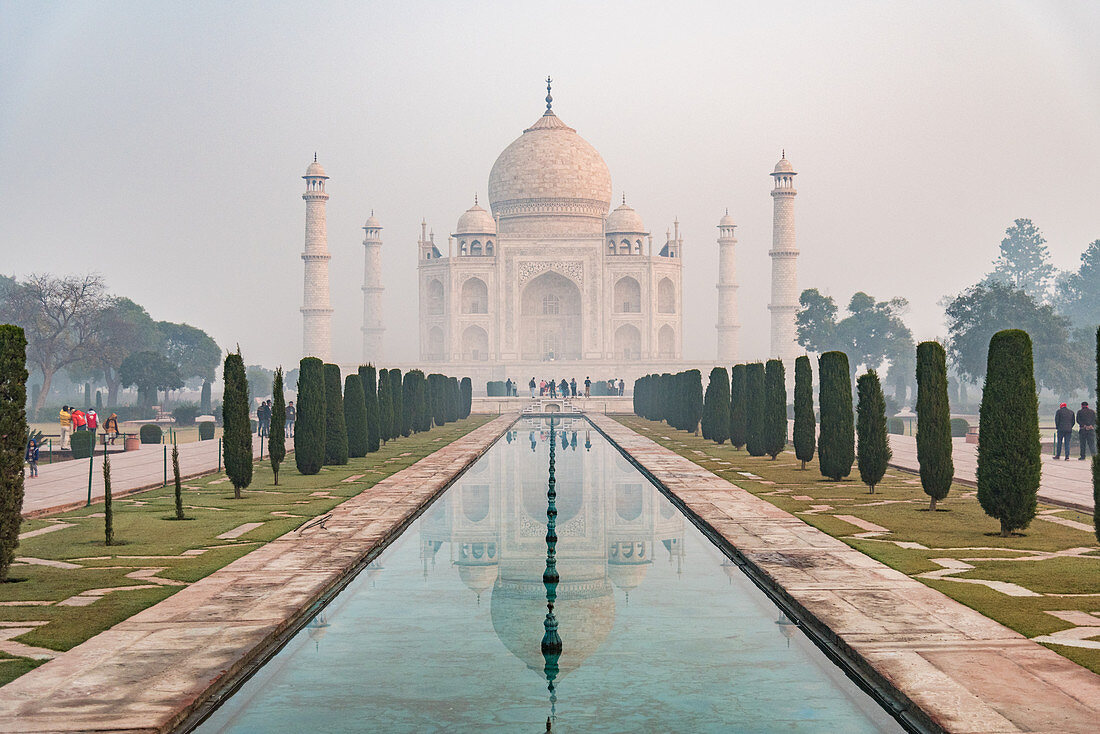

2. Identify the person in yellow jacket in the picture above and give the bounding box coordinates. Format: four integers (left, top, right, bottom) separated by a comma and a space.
59, 405, 72, 450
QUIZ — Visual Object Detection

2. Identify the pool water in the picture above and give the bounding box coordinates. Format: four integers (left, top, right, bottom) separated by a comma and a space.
196, 417, 903, 733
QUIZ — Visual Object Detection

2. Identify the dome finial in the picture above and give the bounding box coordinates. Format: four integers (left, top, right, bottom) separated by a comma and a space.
545, 76, 553, 111
622, 193, 626, 205
782, 148, 786, 159
725, 207, 729, 215
314, 151, 317, 163
474, 193, 478, 205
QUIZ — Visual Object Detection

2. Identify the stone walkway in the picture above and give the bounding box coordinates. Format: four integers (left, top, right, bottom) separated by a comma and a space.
888, 435, 1095, 511
591, 414, 1100, 734
0, 414, 515, 734
21, 438, 263, 517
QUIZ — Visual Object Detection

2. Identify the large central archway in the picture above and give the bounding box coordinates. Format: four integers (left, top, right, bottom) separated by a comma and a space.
519, 271, 583, 360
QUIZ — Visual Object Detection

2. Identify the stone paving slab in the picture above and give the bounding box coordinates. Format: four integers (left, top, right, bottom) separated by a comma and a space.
591, 414, 1100, 734
0, 414, 515, 734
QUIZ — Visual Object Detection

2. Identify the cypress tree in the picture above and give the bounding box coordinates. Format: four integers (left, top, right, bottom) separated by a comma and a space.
200, 380, 212, 414
103, 453, 113, 545
84, 382, 91, 409
389, 368, 405, 439
818, 351, 855, 480
460, 377, 473, 419
856, 369, 891, 494
269, 367, 286, 485
221, 349, 252, 498
684, 369, 703, 435
95, 390, 103, 412
763, 359, 787, 459
359, 364, 380, 452
916, 341, 952, 510
703, 368, 731, 444
744, 363, 767, 456
793, 356, 815, 469
344, 373, 367, 458
412, 371, 431, 431
977, 329, 1039, 536
294, 357, 326, 475
429, 373, 447, 426
172, 443, 185, 520
377, 369, 393, 442
0, 325, 28, 582
323, 364, 348, 466
446, 377, 461, 423
402, 371, 418, 432
729, 364, 747, 450
1094, 326, 1099, 543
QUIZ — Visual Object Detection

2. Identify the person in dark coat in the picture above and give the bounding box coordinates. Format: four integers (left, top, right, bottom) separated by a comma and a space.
1076, 401, 1096, 460
25, 439, 39, 478
559, 378, 568, 398
1054, 402, 1075, 460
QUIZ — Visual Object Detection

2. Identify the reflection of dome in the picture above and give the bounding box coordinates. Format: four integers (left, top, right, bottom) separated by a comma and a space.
455, 202, 496, 234
608, 562, 649, 591
457, 563, 499, 596
487, 110, 612, 225
605, 202, 646, 234
491, 577, 614, 676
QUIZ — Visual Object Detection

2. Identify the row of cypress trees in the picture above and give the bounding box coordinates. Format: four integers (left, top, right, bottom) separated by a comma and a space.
633, 370, 703, 432
698, 360, 789, 459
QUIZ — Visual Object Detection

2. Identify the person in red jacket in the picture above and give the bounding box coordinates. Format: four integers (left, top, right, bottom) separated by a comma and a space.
71, 408, 87, 432
86, 409, 98, 432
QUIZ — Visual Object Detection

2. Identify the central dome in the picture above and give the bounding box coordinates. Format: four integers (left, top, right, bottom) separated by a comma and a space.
487, 109, 612, 233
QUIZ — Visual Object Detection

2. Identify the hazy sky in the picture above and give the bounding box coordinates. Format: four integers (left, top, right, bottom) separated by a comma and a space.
2, 1, 1098, 369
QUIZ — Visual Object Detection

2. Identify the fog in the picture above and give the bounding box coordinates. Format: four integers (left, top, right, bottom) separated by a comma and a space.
1, 0, 1097, 369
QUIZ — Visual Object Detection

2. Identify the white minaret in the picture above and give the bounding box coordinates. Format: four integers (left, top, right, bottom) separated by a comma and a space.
361, 212, 385, 362
769, 151, 799, 367
301, 155, 332, 361
716, 209, 739, 364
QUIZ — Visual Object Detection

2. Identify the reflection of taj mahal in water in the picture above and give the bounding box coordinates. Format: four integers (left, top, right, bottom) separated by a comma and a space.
418, 417, 685, 676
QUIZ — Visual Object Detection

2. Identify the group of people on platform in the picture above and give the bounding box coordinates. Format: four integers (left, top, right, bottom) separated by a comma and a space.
522, 376, 625, 399
1053, 401, 1097, 460
57, 405, 120, 449
255, 399, 295, 438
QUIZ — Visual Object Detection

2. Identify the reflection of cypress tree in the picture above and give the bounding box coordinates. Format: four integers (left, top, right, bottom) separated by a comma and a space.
541, 416, 561, 728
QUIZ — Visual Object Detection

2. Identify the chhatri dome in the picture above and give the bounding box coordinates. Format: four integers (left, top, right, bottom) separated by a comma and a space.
773, 151, 795, 174
454, 197, 496, 235
605, 197, 647, 234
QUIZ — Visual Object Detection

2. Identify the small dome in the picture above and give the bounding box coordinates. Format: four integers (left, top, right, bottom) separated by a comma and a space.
455, 202, 496, 234
605, 202, 646, 234
772, 155, 795, 174
305, 160, 328, 178
719, 210, 736, 227
364, 213, 381, 229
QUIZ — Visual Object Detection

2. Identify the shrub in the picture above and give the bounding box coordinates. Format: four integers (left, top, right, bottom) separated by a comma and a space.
701, 367, 731, 444
222, 350, 252, 498
172, 402, 200, 426
139, 424, 163, 444
344, 373, 367, 458
818, 351, 854, 480
198, 421, 215, 440
977, 329, 1039, 536
70, 430, 95, 458
460, 377, 473, 419
950, 418, 970, 437
887, 417, 905, 435
729, 364, 747, 449
323, 364, 348, 465
856, 370, 891, 493
744, 363, 766, 456
793, 356, 815, 469
486, 380, 506, 397
763, 359, 787, 458
269, 367, 286, 485
358, 365, 380, 452
0, 325, 28, 582
917, 341, 953, 510
294, 357, 326, 475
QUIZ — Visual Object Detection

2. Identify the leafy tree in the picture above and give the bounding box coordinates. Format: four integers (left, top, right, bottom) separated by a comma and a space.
76, 297, 158, 408
269, 368, 286, 485
886, 340, 916, 408
0, 325, 29, 581
389, 369, 405, 438
977, 330, 1039, 536
987, 218, 1054, 302
323, 364, 348, 466
221, 349, 252, 498
818, 351, 854, 480
729, 364, 747, 449
744, 363, 766, 456
856, 369, 891, 493
763, 359, 787, 459
246, 365, 274, 401
120, 351, 183, 407
1052, 238, 1100, 331
156, 321, 221, 383
793, 355, 815, 469
916, 341, 953, 510
795, 288, 841, 352
701, 367, 731, 444
945, 281, 1083, 394
377, 368, 394, 441
294, 357, 325, 475
344, 372, 367, 458
358, 365, 380, 452
796, 289, 913, 378
460, 377, 473, 420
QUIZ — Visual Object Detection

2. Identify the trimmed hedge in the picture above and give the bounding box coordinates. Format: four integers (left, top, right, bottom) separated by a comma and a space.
222, 350, 252, 497
744, 363, 766, 456
70, 430, 95, 459
0, 325, 28, 583
198, 421, 216, 441
950, 418, 970, 437
487, 380, 506, 397
730, 364, 747, 449
139, 424, 162, 444
887, 416, 905, 435
701, 367, 731, 444
359, 365, 380, 453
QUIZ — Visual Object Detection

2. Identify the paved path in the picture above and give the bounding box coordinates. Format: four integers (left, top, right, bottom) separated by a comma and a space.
888, 435, 1095, 512
22, 437, 264, 517
0, 414, 515, 733
592, 414, 1100, 734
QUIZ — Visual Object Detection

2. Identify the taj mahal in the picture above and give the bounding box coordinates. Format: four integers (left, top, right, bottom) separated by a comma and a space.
299, 80, 801, 387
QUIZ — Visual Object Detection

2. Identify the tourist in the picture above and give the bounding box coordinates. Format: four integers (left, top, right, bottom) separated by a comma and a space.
529, 378, 537, 398
25, 438, 39, 478
86, 408, 98, 434
584, 376, 591, 398
548, 379, 557, 398
258, 400, 271, 437
1054, 402, 1075, 460
286, 401, 296, 437
617, 378, 625, 396
104, 413, 120, 444
539, 379, 546, 396
505, 378, 513, 397
1077, 401, 1096, 460
559, 378, 568, 398
59, 406, 72, 450
71, 407, 87, 433
570, 378, 577, 397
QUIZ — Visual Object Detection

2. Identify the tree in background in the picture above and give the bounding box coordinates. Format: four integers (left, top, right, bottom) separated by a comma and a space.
856, 370, 891, 493
1053, 239, 1100, 331
701, 367, 731, 444
323, 364, 348, 466
0, 325, 28, 581
221, 349, 252, 499
344, 372, 367, 458
987, 218, 1054, 302
75, 297, 158, 408
818, 351, 855, 480
916, 341, 953, 510
796, 289, 913, 380
763, 359, 787, 459
120, 351, 183, 408
977, 330, 1039, 536
887, 344, 916, 408
269, 368, 286, 485
744, 363, 766, 456
729, 364, 747, 449
156, 321, 221, 388
389, 368, 405, 439
294, 357, 325, 475
460, 377, 473, 420
793, 356, 815, 469
377, 368, 394, 442
200, 380, 212, 414
358, 365, 380, 452
246, 364, 275, 401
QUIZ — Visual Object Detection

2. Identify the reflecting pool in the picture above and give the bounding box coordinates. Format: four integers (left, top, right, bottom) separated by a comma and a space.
197, 417, 903, 733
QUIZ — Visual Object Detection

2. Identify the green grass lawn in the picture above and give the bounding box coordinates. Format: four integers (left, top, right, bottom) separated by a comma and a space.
615, 415, 1100, 675
0, 416, 491, 687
